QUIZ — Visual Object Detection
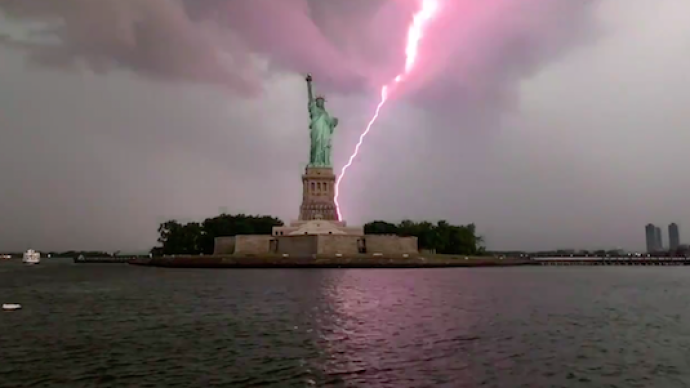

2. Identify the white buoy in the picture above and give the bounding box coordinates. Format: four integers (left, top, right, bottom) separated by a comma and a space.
2, 303, 22, 311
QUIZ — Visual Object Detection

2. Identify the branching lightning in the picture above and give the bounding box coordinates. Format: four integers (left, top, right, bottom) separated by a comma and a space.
334, 0, 440, 221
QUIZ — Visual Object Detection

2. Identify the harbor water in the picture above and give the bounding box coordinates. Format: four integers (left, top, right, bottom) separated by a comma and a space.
2, 260, 690, 387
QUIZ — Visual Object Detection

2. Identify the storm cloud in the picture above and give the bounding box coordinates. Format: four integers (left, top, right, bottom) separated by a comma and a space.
1, 0, 689, 252
1, 0, 597, 103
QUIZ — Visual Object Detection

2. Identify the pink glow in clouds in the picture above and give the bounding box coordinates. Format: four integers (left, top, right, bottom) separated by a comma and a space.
334, 0, 439, 221
0, 0, 597, 103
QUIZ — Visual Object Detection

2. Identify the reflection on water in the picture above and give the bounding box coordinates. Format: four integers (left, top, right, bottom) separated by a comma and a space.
2, 263, 690, 387
316, 271, 479, 386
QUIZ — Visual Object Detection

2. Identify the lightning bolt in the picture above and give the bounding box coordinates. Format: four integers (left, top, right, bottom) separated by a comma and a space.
334, 0, 440, 221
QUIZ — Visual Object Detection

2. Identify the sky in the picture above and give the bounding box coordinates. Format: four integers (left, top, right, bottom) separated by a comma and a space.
0, 0, 689, 252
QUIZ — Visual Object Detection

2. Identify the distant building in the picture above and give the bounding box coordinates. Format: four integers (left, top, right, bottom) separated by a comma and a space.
669, 223, 680, 251
645, 224, 657, 253
645, 224, 666, 253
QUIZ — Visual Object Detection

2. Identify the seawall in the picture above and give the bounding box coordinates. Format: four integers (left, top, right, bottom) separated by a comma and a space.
74, 256, 132, 264
128, 254, 535, 268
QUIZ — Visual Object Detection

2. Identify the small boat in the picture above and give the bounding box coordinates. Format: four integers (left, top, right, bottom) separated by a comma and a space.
22, 249, 40, 265
2, 303, 22, 311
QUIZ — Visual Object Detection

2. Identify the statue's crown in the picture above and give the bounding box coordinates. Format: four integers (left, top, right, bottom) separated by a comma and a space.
315, 95, 326, 101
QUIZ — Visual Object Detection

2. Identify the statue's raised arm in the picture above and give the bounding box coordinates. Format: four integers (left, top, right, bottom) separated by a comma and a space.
305, 74, 314, 105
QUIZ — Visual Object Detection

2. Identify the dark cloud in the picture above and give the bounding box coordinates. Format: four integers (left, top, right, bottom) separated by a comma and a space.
0, 0, 260, 93
0, 0, 597, 102
3, 0, 688, 252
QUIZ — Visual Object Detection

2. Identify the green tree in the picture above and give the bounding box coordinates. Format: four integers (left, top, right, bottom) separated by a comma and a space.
154, 220, 203, 255
363, 219, 485, 255
198, 213, 283, 254
153, 214, 283, 255
363, 220, 398, 235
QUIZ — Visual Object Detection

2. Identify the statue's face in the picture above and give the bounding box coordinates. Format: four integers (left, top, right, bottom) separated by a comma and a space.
316, 98, 325, 108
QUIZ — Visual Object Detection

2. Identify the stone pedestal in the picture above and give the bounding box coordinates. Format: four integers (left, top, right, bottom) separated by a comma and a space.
299, 166, 338, 221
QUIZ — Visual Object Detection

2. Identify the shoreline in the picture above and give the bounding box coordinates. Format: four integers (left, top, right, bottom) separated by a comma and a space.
127, 255, 535, 268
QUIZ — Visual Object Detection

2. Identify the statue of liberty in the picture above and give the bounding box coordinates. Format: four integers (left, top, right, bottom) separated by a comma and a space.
305, 74, 338, 167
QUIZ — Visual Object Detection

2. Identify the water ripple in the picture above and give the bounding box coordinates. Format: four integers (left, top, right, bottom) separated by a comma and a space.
3, 263, 690, 387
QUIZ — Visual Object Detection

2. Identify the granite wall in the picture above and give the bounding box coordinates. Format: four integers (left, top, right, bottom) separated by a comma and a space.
235, 235, 273, 254
317, 235, 361, 255
275, 235, 317, 255
365, 235, 418, 254
213, 234, 418, 256
213, 236, 236, 255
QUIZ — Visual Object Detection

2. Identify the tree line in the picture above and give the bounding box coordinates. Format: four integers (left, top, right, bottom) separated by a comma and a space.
151, 214, 283, 256
152, 214, 484, 256
364, 220, 484, 255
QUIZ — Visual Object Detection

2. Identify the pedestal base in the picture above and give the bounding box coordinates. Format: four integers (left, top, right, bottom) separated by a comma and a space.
299, 166, 338, 221
272, 219, 364, 237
